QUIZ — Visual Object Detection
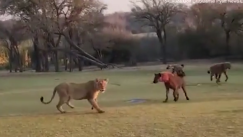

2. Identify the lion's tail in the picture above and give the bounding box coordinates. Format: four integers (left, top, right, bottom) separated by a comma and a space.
207, 70, 210, 74
40, 88, 57, 104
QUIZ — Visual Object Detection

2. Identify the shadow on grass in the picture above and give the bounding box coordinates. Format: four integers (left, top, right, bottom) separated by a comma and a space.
186, 82, 234, 87
104, 96, 243, 109
0, 110, 105, 118
216, 109, 243, 114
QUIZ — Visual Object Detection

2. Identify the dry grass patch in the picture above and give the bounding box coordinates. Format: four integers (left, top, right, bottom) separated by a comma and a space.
1, 100, 243, 137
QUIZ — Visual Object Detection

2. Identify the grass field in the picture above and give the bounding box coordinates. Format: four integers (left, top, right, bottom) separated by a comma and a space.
0, 63, 243, 137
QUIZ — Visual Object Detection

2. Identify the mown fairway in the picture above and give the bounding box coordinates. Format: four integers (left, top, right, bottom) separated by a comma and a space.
0, 63, 243, 137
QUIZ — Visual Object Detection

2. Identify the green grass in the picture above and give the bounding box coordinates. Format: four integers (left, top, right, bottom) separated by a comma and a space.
1, 63, 243, 137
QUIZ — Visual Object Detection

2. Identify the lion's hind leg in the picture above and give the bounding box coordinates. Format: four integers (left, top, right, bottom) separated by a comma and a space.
216, 73, 221, 84
56, 99, 66, 113
216, 73, 221, 82
56, 92, 69, 113
66, 97, 75, 109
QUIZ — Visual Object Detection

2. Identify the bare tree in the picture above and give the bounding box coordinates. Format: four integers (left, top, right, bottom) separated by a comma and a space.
191, 3, 243, 58
190, 3, 219, 30
0, 0, 108, 72
131, 0, 178, 64
214, 4, 243, 57
87, 11, 129, 63
0, 20, 28, 72
72, 2, 108, 70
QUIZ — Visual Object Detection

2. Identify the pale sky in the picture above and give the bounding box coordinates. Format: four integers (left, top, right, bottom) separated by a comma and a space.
101, 0, 193, 14
1, 0, 239, 20
101, 0, 132, 14
1, 0, 241, 20
0, 0, 198, 20
0, 0, 133, 20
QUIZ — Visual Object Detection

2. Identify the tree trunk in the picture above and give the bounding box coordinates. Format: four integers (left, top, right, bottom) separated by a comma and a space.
69, 49, 73, 72
62, 33, 106, 67
163, 28, 167, 64
64, 45, 68, 71
13, 54, 18, 72
68, 28, 73, 72
64, 58, 68, 71
50, 48, 107, 68
225, 30, 230, 58
9, 47, 13, 73
33, 36, 42, 72
40, 53, 44, 71
43, 52, 49, 72
78, 58, 83, 71
91, 40, 104, 64
76, 35, 83, 71
96, 49, 103, 62
19, 51, 23, 72
12, 46, 21, 72
156, 29, 166, 64
54, 51, 59, 72
7, 36, 18, 72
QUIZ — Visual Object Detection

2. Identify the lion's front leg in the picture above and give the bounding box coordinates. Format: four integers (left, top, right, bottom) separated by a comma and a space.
88, 98, 105, 113
91, 98, 97, 110
217, 73, 221, 82
223, 71, 228, 82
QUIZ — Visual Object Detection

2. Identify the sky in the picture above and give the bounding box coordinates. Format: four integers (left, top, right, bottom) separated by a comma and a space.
0, 0, 133, 20
1, 0, 242, 20
1, 0, 241, 20
101, 0, 132, 14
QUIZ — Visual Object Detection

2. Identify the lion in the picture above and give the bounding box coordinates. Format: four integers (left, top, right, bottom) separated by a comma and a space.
40, 78, 108, 113
152, 71, 189, 102
166, 64, 185, 76
207, 62, 231, 83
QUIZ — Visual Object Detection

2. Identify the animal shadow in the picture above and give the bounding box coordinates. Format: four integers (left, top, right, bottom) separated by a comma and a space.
217, 109, 243, 114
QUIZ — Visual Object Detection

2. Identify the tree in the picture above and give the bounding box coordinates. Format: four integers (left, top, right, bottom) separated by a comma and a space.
190, 3, 218, 30
198, 3, 243, 58
185, 3, 224, 58
0, 20, 28, 72
215, 4, 243, 57
0, 0, 108, 72
131, 0, 178, 64
55, 0, 108, 69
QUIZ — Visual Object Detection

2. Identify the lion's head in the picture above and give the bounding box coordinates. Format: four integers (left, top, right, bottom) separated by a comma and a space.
94, 78, 108, 93
223, 62, 231, 69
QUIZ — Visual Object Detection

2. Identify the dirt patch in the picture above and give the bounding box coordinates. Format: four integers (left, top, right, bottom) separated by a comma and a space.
126, 99, 148, 103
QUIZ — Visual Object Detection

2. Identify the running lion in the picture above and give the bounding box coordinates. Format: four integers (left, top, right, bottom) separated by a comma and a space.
207, 62, 231, 83
40, 78, 108, 113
